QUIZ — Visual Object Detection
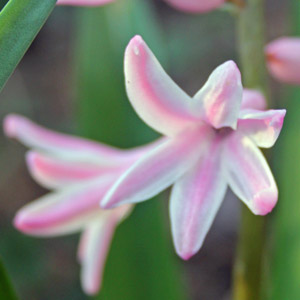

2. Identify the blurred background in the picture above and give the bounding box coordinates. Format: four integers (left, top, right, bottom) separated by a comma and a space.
0, 0, 293, 299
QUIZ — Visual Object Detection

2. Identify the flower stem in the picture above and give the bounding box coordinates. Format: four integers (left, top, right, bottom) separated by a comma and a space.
233, 0, 269, 299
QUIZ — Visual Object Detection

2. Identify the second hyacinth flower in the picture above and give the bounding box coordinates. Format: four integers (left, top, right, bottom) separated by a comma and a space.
3, 114, 162, 295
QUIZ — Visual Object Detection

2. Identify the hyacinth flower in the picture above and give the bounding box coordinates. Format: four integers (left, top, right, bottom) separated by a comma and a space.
266, 37, 300, 85
3, 114, 163, 295
164, 0, 226, 13
57, 0, 114, 6
102, 35, 286, 260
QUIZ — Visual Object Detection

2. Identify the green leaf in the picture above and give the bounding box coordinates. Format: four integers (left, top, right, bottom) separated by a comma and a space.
73, 2, 188, 299
0, 256, 18, 300
0, 0, 57, 92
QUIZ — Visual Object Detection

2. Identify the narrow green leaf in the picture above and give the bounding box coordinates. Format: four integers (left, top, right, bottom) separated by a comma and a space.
73, 2, 187, 299
0, 256, 18, 300
0, 0, 57, 91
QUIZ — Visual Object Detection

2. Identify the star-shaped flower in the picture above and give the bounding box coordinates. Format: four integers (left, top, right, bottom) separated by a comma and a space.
102, 35, 286, 260
3, 114, 161, 294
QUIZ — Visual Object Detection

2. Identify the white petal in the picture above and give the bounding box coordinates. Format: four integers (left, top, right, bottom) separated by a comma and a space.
79, 204, 132, 295
14, 177, 115, 236
224, 132, 278, 215
238, 109, 286, 148
102, 126, 213, 208
170, 137, 227, 260
193, 61, 243, 129
125, 35, 199, 136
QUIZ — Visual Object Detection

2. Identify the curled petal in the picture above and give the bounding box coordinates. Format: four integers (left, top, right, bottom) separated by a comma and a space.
224, 133, 278, 215
193, 61, 243, 130
57, 0, 114, 6
265, 37, 300, 85
238, 109, 286, 148
170, 137, 227, 260
26, 151, 125, 189
102, 126, 213, 208
164, 0, 225, 13
13, 177, 115, 236
125, 35, 199, 136
241, 89, 266, 111
78, 204, 132, 295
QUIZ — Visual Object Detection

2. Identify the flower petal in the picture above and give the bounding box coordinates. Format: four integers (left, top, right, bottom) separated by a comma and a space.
241, 89, 266, 111
170, 137, 227, 260
13, 177, 115, 236
124, 35, 199, 136
265, 37, 300, 85
238, 109, 286, 148
102, 126, 213, 208
26, 151, 125, 189
3, 114, 127, 164
78, 204, 132, 295
3, 114, 164, 165
164, 0, 225, 13
193, 61, 243, 129
224, 132, 278, 215
57, 0, 114, 6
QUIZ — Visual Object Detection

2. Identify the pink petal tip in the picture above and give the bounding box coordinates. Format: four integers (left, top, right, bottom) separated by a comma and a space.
3, 114, 19, 138
253, 189, 278, 216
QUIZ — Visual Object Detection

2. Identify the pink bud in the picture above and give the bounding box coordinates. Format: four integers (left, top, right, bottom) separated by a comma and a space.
265, 37, 300, 85
164, 0, 226, 13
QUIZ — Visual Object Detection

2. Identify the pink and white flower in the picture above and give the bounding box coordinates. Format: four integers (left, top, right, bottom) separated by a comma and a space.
102, 35, 286, 260
164, 0, 225, 13
266, 37, 300, 85
57, 0, 114, 7
3, 114, 162, 295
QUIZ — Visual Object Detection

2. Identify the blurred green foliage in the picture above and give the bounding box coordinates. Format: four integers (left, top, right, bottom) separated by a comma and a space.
0, 257, 18, 300
74, 1, 188, 299
270, 1, 300, 299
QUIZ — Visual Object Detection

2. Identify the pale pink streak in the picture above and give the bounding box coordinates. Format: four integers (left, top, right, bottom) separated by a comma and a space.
102, 126, 213, 208
3, 114, 124, 163
265, 37, 300, 85
164, 0, 225, 13
26, 151, 127, 189
193, 61, 243, 130
14, 177, 116, 236
3, 114, 164, 165
78, 204, 132, 295
57, 0, 114, 6
223, 132, 278, 215
125, 35, 199, 136
170, 136, 227, 260
238, 109, 286, 148
241, 89, 266, 111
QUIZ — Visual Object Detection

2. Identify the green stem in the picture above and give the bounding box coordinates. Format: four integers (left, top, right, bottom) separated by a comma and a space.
269, 1, 300, 299
233, 1, 269, 299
